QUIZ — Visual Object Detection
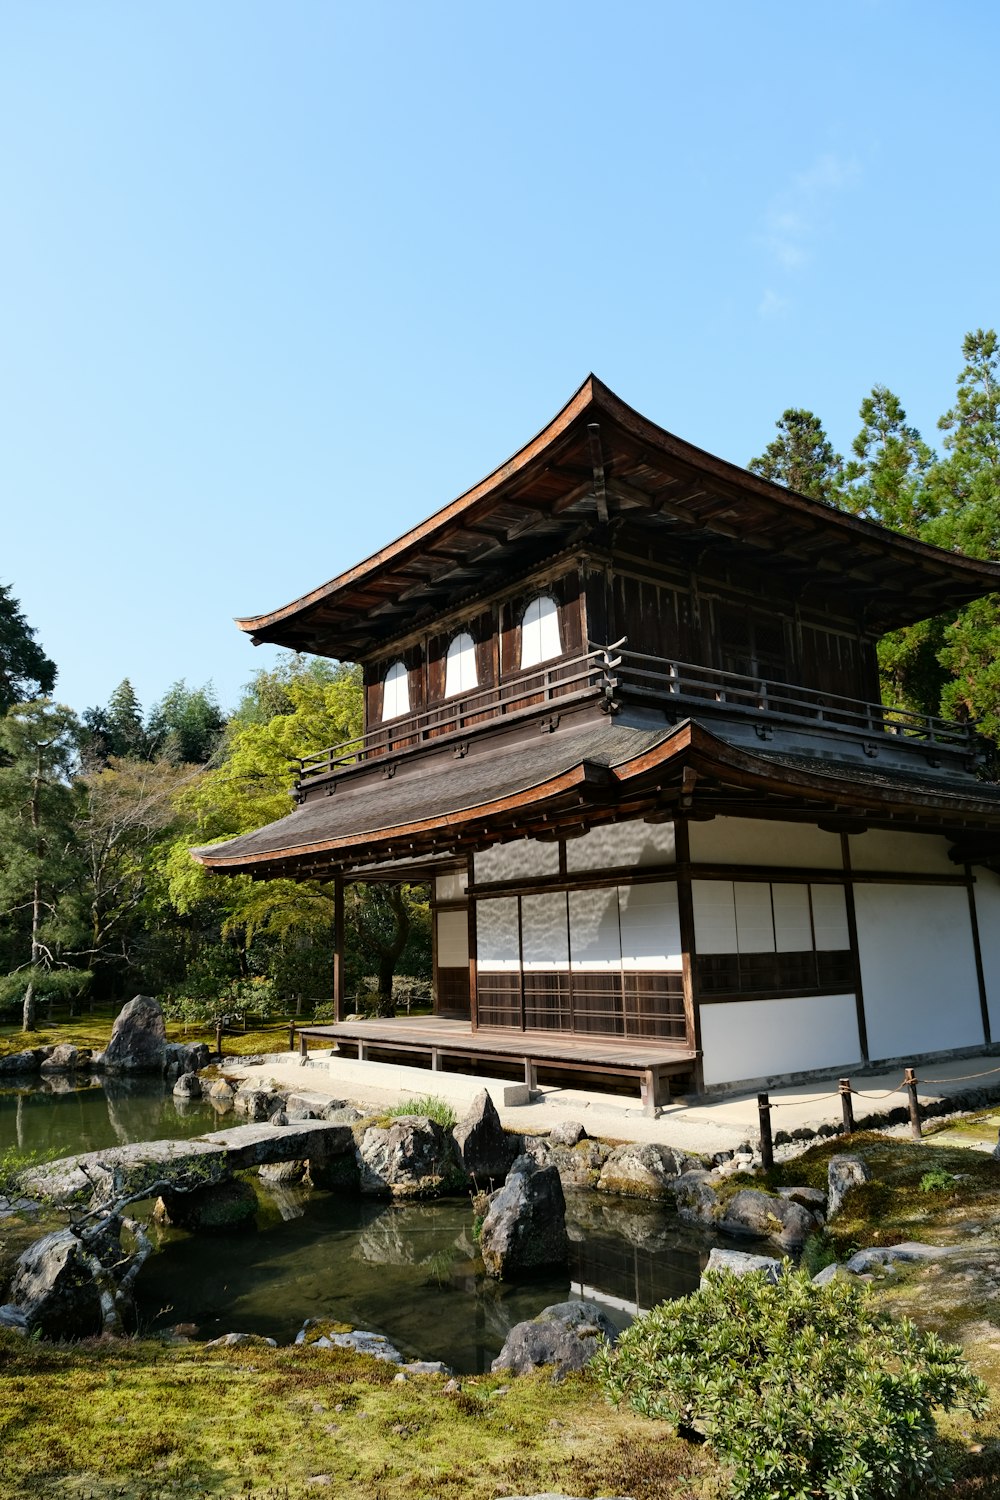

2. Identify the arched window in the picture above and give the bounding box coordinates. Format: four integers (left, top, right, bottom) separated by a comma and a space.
445, 632, 478, 697
520, 594, 561, 670
382, 659, 410, 721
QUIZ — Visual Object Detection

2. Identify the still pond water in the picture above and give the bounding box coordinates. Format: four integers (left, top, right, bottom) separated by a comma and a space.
1, 1076, 725, 1373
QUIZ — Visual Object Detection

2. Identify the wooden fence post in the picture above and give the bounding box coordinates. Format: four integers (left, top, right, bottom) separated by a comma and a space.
288, 1021, 296, 1052
757, 1091, 774, 1171
299, 1032, 309, 1060
215, 1019, 223, 1058
904, 1067, 922, 1139
839, 1078, 855, 1134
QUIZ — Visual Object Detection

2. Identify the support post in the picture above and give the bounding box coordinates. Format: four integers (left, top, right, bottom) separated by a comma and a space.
757, 1091, 774, 1171
288, 1021, 296, 1053
904, 1067, 922, 1139
839, 1078, 855, 1135
333, 873, 346, 1024
215, 1019, 223, 1058
299, 1032, 308, 1060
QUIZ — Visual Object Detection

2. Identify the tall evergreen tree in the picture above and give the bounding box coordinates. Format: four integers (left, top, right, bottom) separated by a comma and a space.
147, 681, 225, 764
106, 678, 148, 758
0, 584, 56, 714
748, 409, 845, 503
842, 385, 935, 536
0, 700, 84, 1028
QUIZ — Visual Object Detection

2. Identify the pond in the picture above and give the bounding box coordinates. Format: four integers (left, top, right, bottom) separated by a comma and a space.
2, 1077, 727, 1373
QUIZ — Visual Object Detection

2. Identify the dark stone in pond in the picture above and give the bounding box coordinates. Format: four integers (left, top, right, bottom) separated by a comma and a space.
103, 995, 167, 1074
0, 1048, 46, 1076
480, 1156, 568, 1279
491, 1300, 618, 1376
454, 1090, 516, 1187
9, 1229, 106, 1339
357, 1117, 466, 1199
155, 1177, 259, 1232
172, 1072, 202, 1100
0, 1303, 29, 1334
40, 1043, 89, 1073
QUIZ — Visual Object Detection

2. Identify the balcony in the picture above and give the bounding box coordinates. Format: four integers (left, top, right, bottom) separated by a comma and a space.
290, 641, 985, 794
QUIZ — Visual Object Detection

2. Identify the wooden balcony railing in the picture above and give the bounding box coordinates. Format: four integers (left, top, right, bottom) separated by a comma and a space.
291, 640, 982, 792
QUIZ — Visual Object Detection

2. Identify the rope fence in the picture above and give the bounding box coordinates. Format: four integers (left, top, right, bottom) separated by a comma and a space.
755, 1059, 1000, 1170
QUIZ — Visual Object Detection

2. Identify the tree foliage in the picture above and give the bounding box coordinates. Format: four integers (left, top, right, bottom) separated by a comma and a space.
0, 584, 56, 715
748, 408, 846, 503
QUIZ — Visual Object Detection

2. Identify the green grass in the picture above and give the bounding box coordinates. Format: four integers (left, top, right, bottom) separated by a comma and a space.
381, 1095, 458, 1129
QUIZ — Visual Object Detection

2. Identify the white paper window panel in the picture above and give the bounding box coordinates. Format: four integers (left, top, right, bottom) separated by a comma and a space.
474, 837, 560, 884
688, 816, 844, 869
565, 819, 676, 872
692, 881, 738, 954
436, 910, 469, 969
619, 882, 683, 972
733, 883, 776, 954
771, 884, 813, 952
434, 869, 468, 902
520, 892, 569, 970
568, 887, 621, 971
520, 594, 561, 669
810, 884, 849, 950
382, 660, 410, 720
476, 897, 520, 970
444, 633, 478, 697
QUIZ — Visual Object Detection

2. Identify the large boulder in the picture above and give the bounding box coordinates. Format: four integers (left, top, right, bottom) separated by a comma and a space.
718, 1189, 820, 1249
155, 1176, 259, 1232
526, 1136, 609, 1191
356, 1116, 466, 1199
479, 1156, 569, 1279
165, 1042, 211, 1075
103, 995, 167, 1074
700, 1248, 783, 1286
0, 1049, 45, 1077
40, 1043, 86, 1073
9, 1229, 106, 1339
491, 1300, 618, 1376
232, 1086, 281, 1122
827, 1154, 871, 1219
454, 1091, 517, 1187
596, 1142, 697, 1200
172, 1072, 202, 1100
672, 1169, 721, 1226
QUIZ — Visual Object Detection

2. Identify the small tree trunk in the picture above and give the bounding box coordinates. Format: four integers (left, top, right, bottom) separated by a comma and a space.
22, 981, 36, 1033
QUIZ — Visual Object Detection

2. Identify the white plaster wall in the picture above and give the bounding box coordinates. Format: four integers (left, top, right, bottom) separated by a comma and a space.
847, 829, 955, 875
475, 837, 560, 884
434, 870, 468, 902
566, 819, 676, 872
568, 887, 621, 971
854, 884, 984, 1058
689, 818, 843, 868
520, 892, 569, 970
700, 994, 860, 1086
436, 910, 469, 968
973, 870, 1000, 1039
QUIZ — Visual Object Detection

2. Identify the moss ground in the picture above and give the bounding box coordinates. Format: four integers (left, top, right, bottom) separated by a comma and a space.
0, 1334, 717, 1500
0, 1015, 292, 1062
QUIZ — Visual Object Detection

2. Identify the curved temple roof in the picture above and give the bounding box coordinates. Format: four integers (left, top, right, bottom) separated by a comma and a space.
236, 375, 1000, 658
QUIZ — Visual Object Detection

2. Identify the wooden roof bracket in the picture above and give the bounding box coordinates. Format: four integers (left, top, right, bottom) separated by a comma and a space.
587, 423, 609, 523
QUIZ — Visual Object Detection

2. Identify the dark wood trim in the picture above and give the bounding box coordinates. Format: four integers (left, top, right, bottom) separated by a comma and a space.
840, 833, 869, 1062
467, 854, 479, 1031
966, 863, 992, 1046
469, 863, 679, 898
674, 820, 703, 1089
333, 874, 346, 1024
687, 863, 969, 887
698, 987, 859, 1006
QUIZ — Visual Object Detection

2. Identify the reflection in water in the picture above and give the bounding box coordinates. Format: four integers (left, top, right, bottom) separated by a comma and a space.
135, 1187, 721, 1374
0, 1076, 219, 1158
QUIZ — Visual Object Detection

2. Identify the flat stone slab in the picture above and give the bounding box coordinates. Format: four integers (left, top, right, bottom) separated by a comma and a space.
845, 1241, 969, 1273
20, 1120, 355, 1206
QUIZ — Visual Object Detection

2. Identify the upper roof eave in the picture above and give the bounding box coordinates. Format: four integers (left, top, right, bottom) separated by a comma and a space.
236, 375, 1000, 647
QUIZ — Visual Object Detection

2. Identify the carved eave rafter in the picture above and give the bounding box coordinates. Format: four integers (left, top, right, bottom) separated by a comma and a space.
235, 375, 1000, 659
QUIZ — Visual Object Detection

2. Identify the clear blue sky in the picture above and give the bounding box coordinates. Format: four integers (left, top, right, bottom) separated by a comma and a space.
3, 1, 998, 718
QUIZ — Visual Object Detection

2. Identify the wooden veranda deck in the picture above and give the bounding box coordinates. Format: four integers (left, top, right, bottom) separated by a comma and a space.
297, 1016, 698, 1115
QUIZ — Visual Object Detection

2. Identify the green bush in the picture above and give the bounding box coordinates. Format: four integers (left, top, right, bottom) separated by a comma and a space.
920, 1167, 957, 1193
592, 1264, 987, 1500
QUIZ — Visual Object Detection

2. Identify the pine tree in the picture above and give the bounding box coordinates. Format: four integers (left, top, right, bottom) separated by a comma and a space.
748, 409, 846, 503
106, 678, 148, 759
842, 385, 935, 536
0, 584, 56, 714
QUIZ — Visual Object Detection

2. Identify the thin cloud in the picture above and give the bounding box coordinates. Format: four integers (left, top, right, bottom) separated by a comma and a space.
758, 151, 860, 274
758, 289, 789, 319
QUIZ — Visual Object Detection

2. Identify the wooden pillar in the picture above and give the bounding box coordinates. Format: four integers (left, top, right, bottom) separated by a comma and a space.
966, 865, 992, 1046
467, 853, 479, 1032
840, 834, 869, 1062
333, 873, 346, 1023
674, 820, 703, 1093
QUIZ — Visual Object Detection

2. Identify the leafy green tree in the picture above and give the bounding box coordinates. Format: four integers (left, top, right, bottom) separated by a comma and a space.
842, 384, 935, 535
147, 681, 225, 765
0, 584, 56, 714
748, 409, 846, 503
0, 700, 86, 1028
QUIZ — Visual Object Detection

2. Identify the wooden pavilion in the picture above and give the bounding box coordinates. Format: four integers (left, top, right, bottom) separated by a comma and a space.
195, 376, 1000, 1104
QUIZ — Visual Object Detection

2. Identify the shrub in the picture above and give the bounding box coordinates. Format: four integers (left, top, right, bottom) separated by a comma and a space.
383, 1094, 456, 1129
592, 1263, 988, 1500
920, 1168, 957, 1193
